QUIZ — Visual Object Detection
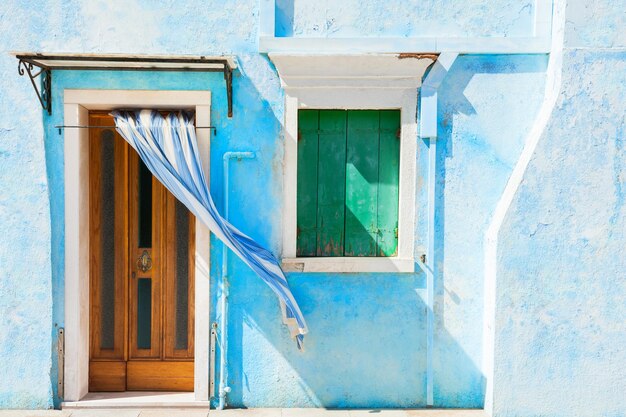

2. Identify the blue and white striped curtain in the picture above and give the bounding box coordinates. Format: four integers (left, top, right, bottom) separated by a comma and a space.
112, 110, 308, 348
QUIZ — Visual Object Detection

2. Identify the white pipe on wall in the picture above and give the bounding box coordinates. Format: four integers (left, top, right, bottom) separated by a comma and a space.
418, 52, 458, 407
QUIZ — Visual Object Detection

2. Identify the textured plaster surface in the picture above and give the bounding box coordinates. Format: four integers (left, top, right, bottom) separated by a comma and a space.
0, 0, 278, 409
431, 55, 547, 408
215, 52, 546, 408
0, 2, 56, 410
492, 1, 626, 416
494, 50, 626, 416
1, 0, 545, 410
2, 0, 623, 415
564, 0, 626, 48
276, 0, 535, 38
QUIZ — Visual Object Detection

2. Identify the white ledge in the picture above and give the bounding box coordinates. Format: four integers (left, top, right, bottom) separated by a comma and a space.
260, 36, 551, 54
282, 257, 415, 273
269, 54, 435, 89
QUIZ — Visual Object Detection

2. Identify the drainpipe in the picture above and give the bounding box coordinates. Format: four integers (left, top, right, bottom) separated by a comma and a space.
418, 52, 458, 407
218, 151, 256, 410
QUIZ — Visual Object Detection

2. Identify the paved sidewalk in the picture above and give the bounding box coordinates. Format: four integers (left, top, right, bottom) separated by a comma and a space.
0, 409, 486, 417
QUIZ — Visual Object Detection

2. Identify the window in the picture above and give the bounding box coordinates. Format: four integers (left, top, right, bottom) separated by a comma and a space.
296, 109, 400, 257
276, 54, 424, 272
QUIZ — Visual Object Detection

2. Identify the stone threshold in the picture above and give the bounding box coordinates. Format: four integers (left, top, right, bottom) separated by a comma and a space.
7, 393, 487, 417
61, 391, 208, 409
1, 407, 487, 417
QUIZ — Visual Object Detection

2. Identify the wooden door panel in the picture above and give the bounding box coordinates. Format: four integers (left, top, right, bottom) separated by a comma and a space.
129, 152, 163, 360
127, 361, 194, 391
164, 195, 196, 359
89, 114, 128, 363
89, 112, 195, 392
89, 361, 126, 392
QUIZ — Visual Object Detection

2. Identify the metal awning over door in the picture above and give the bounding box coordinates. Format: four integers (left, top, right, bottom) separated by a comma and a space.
13, 52, 238, 117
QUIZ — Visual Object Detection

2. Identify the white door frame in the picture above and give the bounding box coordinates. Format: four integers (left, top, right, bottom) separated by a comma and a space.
63, 89, 212, 401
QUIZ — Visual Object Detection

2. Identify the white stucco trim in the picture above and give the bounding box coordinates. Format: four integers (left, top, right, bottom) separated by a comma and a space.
281, 257, 415, 273
274, 55, 431, 273
63, 102, 90, 403
63, 89, 212, 402
482, 0, 564, 414
259, 0, 552, 54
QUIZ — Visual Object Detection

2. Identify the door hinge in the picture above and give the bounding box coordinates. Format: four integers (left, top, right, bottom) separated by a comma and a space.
57, 328, 64, 399
210, 323, 217, 399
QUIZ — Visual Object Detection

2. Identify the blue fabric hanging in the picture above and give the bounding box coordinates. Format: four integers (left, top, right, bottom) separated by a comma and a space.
112, 110, 307, 348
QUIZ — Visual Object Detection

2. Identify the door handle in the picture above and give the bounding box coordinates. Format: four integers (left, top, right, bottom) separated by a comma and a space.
136, 250, 153, 273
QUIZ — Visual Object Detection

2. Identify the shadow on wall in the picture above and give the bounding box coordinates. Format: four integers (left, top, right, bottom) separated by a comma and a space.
430, 54, 548, 407
223, 270, 487, 408
275, 0, 294, 37
210, 64, 486, 405
40, 53, 284, 407
212, 54, 547, 409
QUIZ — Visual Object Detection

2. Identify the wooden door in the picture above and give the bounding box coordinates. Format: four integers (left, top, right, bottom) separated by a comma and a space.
88, 113, 195, 392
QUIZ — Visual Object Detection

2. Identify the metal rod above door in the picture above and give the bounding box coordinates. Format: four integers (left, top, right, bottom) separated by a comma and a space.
54, 125, 217, 136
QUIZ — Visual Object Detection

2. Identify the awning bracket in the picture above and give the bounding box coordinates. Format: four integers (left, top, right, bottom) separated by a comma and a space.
14, 53, 236, 118
18, 59, 52, 115
224, 63, 233, 118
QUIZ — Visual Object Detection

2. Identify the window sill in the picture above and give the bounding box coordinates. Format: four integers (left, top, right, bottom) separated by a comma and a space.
281, 257, 415, 273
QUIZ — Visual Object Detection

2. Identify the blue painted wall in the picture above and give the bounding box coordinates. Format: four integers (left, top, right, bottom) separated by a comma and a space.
493, 1, 626, 415
433, 54, 547, 407
215, 54, 546, 408
0, 0, 623, 415
0, 0, 282, 409
275, 0, 535, 37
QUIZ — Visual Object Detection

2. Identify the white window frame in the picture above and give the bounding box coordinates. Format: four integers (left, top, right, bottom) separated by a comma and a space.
63, 89, 211, 402
281, 87, 419, 273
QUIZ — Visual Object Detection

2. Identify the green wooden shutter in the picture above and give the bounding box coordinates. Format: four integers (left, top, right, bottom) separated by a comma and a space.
296, 110, 319, 256
345, 110, 380, 256
316, 111, 347, 256
297, 109, 400, 258
377, 110, 400, 256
